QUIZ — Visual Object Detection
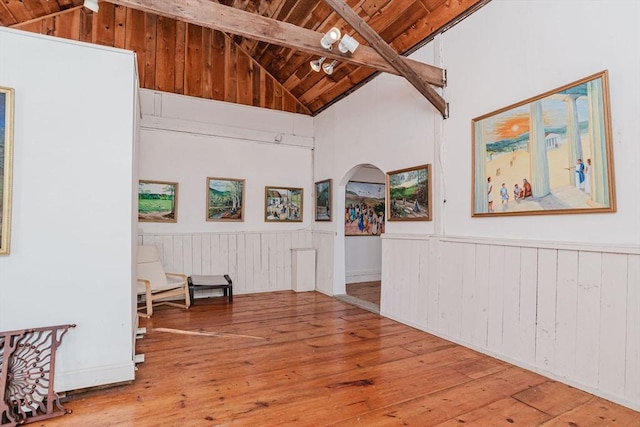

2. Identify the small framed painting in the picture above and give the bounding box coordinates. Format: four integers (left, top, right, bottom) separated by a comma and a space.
386, 164, 432, 221
472, 70, 616, 216
345, 181, 385, 236
206, 177, 245, 222
315, 179, 331, 221
0, 86, 15, 255
138, 180, 179, 223
265, 186, 303, 222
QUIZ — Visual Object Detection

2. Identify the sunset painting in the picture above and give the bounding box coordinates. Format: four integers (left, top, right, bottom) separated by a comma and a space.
472, 71, 616, 217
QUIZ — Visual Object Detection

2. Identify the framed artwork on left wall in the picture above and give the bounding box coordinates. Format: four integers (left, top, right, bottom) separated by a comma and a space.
138, 180, 179, 223
0, 86, 15, 255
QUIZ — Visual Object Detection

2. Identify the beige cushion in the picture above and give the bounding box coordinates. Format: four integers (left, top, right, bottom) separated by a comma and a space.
137, 246, 171, 293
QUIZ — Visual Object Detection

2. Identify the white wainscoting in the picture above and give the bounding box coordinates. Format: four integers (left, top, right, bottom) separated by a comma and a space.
139, 231, 312, 294
381, 234, 640, 411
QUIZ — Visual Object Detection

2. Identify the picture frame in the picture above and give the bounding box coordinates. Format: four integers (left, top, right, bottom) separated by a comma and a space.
206, 177, 245, 222
138, 180, 179, 223
314, 179, 332, 222
265, 186, 303, 222
0, 86, 15, 255
345, 181, 385, 236
472, 70, 616, 217
386, 164, 432, 221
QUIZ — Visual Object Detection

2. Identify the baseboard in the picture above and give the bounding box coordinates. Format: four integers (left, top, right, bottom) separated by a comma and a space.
54, 361, 135, 393
346, 269, 381, 284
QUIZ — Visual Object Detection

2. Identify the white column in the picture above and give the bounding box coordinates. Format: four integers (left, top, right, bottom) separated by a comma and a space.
474, 121, 488, 213
529, 100, 551, 197
587, 78, 609, 205
566, 94, 583, 186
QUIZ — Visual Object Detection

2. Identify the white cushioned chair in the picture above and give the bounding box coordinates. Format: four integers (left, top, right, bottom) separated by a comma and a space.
137, 245, 190, 318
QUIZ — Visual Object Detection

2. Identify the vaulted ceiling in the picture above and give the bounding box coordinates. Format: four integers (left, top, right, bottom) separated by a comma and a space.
1, 0, 489, 115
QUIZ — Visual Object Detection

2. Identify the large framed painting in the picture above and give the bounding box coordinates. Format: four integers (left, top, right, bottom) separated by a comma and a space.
0, 87, 14, 255
206, 177, 245, 222
265, 186, 303, 222
315, 179, 331, 222
472, 70, 616, 217
138, 180, 179, 223
345, 181, 385, 236
387, 164, 432, 221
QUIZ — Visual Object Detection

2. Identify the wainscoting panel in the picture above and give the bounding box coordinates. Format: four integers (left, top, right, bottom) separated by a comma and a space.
380, 234, 640, 410
139, 231, 312, 294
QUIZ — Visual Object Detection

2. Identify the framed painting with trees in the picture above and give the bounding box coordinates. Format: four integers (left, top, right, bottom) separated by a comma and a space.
206, 177, 245, 221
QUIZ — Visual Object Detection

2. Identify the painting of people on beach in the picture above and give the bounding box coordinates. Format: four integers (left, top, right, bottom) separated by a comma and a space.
387, 164, 432, 221
138, 180, 179, 223
472, 71, 615, 217
207, 177, 245, 222
315, 179, 331, 221
0, 87, 14, 255
345, 181, 385, 236
265, 187, 303, 222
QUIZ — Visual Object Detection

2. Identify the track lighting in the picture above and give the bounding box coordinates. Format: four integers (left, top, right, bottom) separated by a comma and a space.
310, 56, 326, 72
322, 60, 338, 75
83, 0, 99, 13
320, 27, 341, 50
338, 34, 359, 54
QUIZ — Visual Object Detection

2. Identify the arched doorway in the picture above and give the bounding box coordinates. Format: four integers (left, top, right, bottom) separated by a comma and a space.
334, 164, 385, 313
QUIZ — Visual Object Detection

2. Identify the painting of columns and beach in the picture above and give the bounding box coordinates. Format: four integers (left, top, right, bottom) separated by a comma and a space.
472, 71, 615, 217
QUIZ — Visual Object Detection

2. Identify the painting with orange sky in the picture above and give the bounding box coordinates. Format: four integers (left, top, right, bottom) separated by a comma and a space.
472, 71, 615, 217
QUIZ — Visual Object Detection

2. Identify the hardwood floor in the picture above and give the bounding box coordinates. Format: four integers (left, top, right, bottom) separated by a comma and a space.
346, 281, 381, 307
41, 291, 639, 426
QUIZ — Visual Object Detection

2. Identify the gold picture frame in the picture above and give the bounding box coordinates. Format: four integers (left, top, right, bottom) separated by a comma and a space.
265, 186, 303, 222
0, 87, 15, 255
138, 180, 179, 223
314, 179, 331, 222
206, 177, 245, 222
386, 164, 432, 222
472, 71, 616, 217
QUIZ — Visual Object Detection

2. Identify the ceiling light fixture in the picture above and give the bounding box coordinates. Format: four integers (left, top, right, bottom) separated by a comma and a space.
322, 60, 338, 75
320, 27, 341, 50
338, 34, 359, 54
310, 56, 326, 72
83, 0, 99, 13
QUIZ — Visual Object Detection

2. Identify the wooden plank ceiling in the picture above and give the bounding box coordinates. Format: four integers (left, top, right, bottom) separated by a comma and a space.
1, 0, 489, 116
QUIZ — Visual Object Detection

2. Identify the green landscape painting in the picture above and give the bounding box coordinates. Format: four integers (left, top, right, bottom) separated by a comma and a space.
207, 177, 244, 221
138, 180, 178, 223
387, 164, 432, 221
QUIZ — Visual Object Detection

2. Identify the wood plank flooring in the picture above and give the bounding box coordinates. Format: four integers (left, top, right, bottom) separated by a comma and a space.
346, 281, 381, 307
41, 291, 639, 426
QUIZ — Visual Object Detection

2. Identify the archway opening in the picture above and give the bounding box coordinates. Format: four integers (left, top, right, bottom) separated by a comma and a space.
335, 164, 385, 313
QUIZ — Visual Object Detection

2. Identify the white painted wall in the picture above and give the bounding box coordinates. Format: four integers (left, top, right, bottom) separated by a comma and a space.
313, 0, 640, 410
138, 90, 314, 235
136, 91, 317, 295
0, 28, 138, 391
442, 0, 640, 245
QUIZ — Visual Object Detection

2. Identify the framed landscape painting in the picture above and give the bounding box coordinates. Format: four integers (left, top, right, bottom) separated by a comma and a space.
265, 186, 303, 222
206, 177, 245, 222
315, 179, 331, 221
472, 70, 615, 217
345, 181, 385, 236
387, 164, 432, 221
0, 87, 14, 255
138, 180, 179, 223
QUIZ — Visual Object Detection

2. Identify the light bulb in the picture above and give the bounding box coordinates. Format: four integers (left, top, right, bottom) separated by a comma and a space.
322, 60, 338, 75
309, 57, 326, 72
338, 34, 359, 54
320, 27, 341, 50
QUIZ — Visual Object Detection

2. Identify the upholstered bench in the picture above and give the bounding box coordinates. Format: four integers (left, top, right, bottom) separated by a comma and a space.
188, 274, 233, 304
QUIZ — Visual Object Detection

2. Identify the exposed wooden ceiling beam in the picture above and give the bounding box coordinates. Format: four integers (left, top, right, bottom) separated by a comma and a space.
323, 0, 448, 118
105, 0, 445, 88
